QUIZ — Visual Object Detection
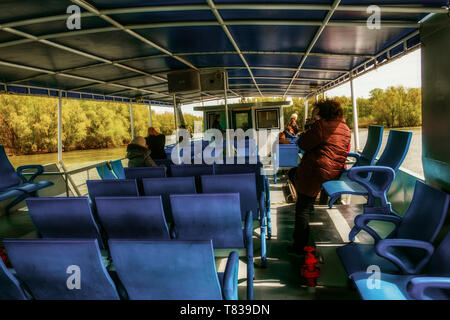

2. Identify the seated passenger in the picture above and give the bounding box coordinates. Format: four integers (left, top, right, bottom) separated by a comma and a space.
279, 132, 292, 145
288, 113, 299, 135
288, 99, 351, 255
145, 127, 167, 160
284, 125, 296, 139
126, 136, 157, 167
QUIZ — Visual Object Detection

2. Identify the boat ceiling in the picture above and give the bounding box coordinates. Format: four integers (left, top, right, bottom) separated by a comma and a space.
0, 0, 447, 106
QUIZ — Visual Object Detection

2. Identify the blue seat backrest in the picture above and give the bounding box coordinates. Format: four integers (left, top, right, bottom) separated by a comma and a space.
109, 240, 222, 300
142, 177, 196, 221
170, 164, 214, 191
370, 130, 412, 189
96, 163, 117, 180
4, 239, 120, 300
0, 258, 28, 300
95, 196, 170, 240
170, 193, 244, 248
278, 144, 299, 167
26, 197, 104, 248
425, 231, 450, 275
396, 181, 450, 242
359, 125, 384, 166
201, 173, 258, 220
214, 164, 264, 200
0, 145, 20, 190
110, 160, 125, 179
86, 179, 139, 210
124, 166, 166, 179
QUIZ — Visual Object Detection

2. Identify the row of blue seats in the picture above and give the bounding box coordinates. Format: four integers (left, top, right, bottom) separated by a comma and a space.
337, 180, 450, 300
97, 163, 272, 239
1, 238, 239, 300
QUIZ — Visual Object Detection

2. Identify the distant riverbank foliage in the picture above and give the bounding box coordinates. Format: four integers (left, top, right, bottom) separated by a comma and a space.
244, 86, 421, 129
0, 95, 202, 155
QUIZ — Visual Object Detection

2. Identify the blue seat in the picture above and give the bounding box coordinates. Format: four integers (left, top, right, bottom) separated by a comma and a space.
201, 173, 268, 269
124, 166, 167, 180
0, 257, 29, 300
26, 197, 105, 248
0, 145, 53, 215
337, 181, 450, 278
273, 144, 300, 183
110, 160, 125, 179
170, 193, 254, 300
4, 239, 120, 300
86, 179, 139, 212
170, 164, 214, 191
95, 196, 170, 240
323, 130, 412, 214
109, 240, 239, 300
351, 230, 450, 300
214, 163, 272, 239
96, 163, 117, 180
142, 177, 196, 223
347, 125, 384, 169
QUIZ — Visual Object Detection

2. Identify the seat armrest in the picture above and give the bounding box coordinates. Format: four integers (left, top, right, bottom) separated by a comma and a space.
347, 152, 361, 162
407, 277, 450, 300
375, 239, 434, 275
16, 165, 45, 183
347, 166, 395, 193
222, 251, 239, 300
350, 214, 402, 242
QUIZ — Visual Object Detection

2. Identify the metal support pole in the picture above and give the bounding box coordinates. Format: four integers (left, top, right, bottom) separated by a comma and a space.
224, 72, 231, 157
57, 91, 62, 164
304, 99, 308, 126
173, 94, 179, 144
350, 75, 360, 151
129, 103, 134, 140
315, 94, 319, 103
148, 103, 153, 127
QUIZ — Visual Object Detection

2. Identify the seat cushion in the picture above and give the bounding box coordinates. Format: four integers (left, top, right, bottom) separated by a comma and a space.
323, 180, 368, 197
337, 243, 400, 277
352, 271, 411, 300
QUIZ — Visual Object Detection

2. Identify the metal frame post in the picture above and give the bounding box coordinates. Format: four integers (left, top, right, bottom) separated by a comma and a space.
304, 99, 308, 126
129, 102, 134, 140
148, 103, 153, 127
224, 71, 232, 157
350, 74, 360, 151
57, 91, 62, 164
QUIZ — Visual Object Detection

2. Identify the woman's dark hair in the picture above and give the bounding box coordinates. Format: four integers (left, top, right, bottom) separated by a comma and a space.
313, 99, 344, 121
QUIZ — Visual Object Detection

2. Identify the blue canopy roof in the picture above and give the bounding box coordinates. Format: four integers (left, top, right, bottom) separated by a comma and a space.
0, 0, 447, 105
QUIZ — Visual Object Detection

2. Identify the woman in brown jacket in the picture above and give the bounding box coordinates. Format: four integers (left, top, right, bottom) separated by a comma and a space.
289, 99, 351, 255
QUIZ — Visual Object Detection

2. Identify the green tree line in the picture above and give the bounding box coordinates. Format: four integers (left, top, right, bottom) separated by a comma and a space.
0, 95, 202, 155
279, 86, 421, 129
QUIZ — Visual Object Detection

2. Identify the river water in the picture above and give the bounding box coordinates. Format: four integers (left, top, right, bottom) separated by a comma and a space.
8, 127, 424, 177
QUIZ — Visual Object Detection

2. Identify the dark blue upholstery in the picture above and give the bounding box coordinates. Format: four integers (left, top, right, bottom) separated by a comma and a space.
349, 125, 384, 168
4, 239, 120, 300
111, 160, 125, 179
109, 240, 239, 300
273, 144, 299, 183
337, 181, 450, 277
214, 163, 272, 238
86, 179, 139, 213
323, 130, 412, 213
26, 197, 105, 248
124, 166, 166, 180
170, 164, 214, 191
351, 230, 450, 300
96, 163, 117, 180
170, 193, 254, 300
142, 177, 196, 222
201, 173, 267, 267
95, 196, 170, 240
0, 145, 53, 215
0, 257, 28, 300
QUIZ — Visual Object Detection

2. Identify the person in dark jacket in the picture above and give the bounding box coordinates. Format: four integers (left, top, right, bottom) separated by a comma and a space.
145, 127, 167, 160
288, 99, 351, 255
126, 136, 157, 167
212, 114, 224, 132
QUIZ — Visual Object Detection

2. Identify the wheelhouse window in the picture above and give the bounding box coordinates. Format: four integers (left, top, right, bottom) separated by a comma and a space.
256, 109, 280, 130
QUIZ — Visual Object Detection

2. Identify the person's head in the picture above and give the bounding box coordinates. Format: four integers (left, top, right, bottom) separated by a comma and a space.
279, 132, 286, 139
147, 127, 159, 136
290, 113, 298, 121
312, 99, 344, 121
131, 136, 147, 148
215, 114, 221, 121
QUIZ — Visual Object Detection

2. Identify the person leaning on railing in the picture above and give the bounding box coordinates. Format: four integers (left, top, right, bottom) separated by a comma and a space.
287, 99, 351, 256
126, 136, 158, 167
